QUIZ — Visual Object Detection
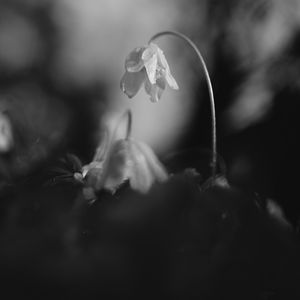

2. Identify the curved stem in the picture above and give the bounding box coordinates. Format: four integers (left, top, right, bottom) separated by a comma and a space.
125, 109, 132, 140
149, 31, 217, 178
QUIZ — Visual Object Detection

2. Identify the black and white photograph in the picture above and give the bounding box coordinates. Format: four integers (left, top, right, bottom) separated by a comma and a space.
0, 0, 300, 299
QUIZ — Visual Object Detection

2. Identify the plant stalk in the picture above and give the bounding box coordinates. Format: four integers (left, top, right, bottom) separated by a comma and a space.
149, 31, 217, 178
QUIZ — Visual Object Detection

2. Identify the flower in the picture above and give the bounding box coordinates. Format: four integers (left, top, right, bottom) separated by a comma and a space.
120, 43, 179, 102
76, 110, 169, 201
102, 138, 168, 193
81, 137, 168, 200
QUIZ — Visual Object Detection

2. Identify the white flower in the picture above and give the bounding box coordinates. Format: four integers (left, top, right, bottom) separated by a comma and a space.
120, 43, 178, 102
81, 136, 168, 200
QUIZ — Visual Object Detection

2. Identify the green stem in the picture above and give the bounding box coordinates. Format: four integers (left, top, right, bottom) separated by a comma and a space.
149, 31, 217, 178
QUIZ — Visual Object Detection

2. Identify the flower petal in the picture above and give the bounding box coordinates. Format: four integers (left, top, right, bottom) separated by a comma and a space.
156, 77, 166, 90
144, 78, 164, 103
157, 47, 179, 90
134, 140, 168, 183
82, 161, 105, 191
120, 70, 146, 98
127, 140, 153, 193
141, 43, 157, 61
151, 85, 164, 103
143, 52, 157, 84
125, 46, 146, 72
164, 69, 179, 90
102, 140, 131, 192
144, 78, 152, 95
156, 47, 168, 68
93, 128, 110, 162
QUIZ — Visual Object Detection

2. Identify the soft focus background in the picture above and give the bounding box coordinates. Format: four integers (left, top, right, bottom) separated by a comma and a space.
0, 0, 300, 225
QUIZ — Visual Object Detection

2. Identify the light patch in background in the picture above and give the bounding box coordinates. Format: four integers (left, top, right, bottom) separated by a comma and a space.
0, 112, 13, 153
52, 0, 196, 155
223, 0, 300, 132
226, 0, 300, 68
0, 8, 42, 70
105, 87, 192, 155
0, 85, 70, 178
225, 71, 273, 131
267, 198, 292, 228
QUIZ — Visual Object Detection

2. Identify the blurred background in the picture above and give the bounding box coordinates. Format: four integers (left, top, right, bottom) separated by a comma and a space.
0, 0, 300, 225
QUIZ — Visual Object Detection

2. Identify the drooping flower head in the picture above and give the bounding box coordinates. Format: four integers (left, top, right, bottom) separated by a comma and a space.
121, 43, 179, 102
79, 111, 168, 201
82, 138, 168, 194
